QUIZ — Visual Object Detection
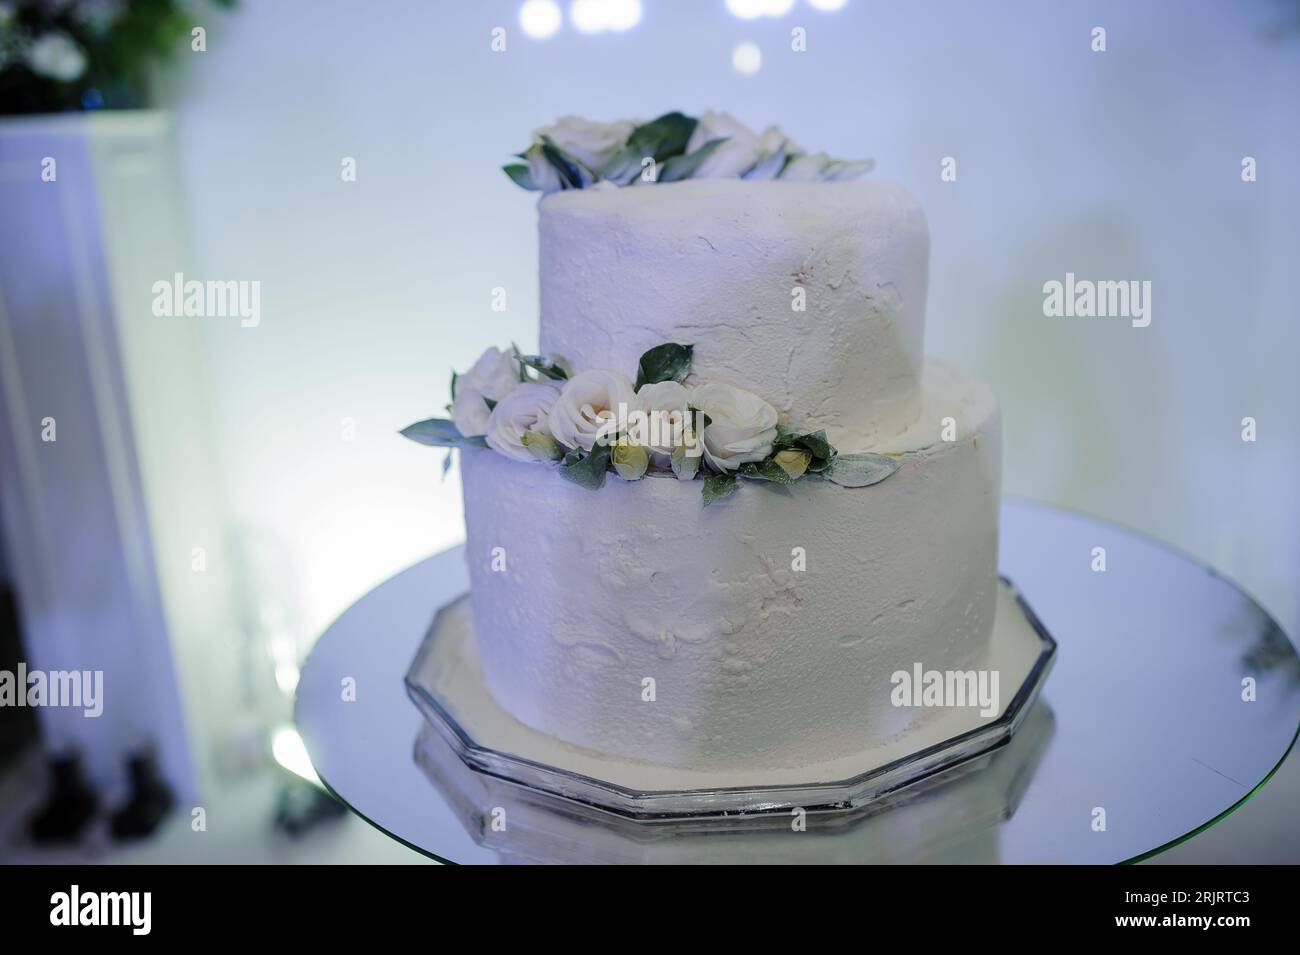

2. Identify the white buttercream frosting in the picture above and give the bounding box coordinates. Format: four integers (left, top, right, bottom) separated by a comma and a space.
538, 179, 929, 449
460, 361, 1001, 771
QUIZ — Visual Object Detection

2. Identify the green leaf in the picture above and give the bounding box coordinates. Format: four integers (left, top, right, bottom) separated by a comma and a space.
510, 343, 531, 382
774, 428, 837, 472
702, 472, 739, 507
627, 112, 698, 162
559, 445, 611, 490
635, 342, 694, 390
600, 112, 700, 185
540, 137, 593, 189
797, 430, 833, 462
502, 163, 538, 190
450, 370, 457, 401
826, 453, 900, 488
513, 351, 569, 381
738, 458, 800, 485
600, 148, 649, 185
660, 138, 728, 183
400, 418, 488, 448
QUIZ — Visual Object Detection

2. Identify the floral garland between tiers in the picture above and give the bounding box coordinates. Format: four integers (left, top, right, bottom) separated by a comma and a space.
401, 343, 900, 507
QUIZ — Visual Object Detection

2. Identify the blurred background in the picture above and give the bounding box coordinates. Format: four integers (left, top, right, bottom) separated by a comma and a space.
0, 0, 1296, 863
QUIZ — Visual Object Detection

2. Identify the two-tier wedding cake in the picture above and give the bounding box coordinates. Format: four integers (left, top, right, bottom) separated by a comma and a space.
405, 112, 1001, 777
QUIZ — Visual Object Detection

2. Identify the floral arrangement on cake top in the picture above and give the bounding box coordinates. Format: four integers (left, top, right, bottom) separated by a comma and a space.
503, 111, 874, 194
402, 343, 900, 506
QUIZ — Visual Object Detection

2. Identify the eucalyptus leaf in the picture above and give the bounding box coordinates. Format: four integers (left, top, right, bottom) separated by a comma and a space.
702, 472, 739, 507
826, 452, 900, 488
513, 351, 569, 381
805, 454, 836, 474
559, 445, 611, 490
660, 138, 728, 183
400, 418, 488, 449
502, 163, 537, 190
635, 342, 694, 390
738, 458, 800, 485
627, 111, 697, 162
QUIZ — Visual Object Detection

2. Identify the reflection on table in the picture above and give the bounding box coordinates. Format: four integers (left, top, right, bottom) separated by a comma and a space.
412, 701, 1056, 865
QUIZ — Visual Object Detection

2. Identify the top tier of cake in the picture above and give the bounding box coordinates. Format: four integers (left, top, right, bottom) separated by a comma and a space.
538, 179, 929, 449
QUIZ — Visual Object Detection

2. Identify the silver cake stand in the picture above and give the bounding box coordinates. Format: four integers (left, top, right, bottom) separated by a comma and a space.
294, 500, 1300, 864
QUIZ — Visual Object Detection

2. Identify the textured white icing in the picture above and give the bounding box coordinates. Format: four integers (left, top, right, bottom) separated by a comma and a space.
538, 179, 929, 449
459, 361, 1001, 771
426, 581, 1043, 796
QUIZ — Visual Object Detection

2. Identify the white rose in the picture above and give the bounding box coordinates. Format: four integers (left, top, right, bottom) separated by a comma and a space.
743, 127, 801, 181
449, 346, 520, 438
451, 386, 491, 438
684, 110, 764, 178
548, 369, 635, 452
780, 151, 832, 181
535, 115, 636, 175
27, 31, 87, 83
685, 112, 798, 180
486, 382, 562, 463
691, 382, 779, 472
686, 111, 753, 153
631, 380, 694, 463
460, 346, 520, 402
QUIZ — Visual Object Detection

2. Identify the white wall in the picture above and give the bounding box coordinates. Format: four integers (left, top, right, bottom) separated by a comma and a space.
161, 0, 1300, 645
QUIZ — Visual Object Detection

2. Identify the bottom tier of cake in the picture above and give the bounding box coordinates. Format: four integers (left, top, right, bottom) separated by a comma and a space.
458, 360, 1001, 771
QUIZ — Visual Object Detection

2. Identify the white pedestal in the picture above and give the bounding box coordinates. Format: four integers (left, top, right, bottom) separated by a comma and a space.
0, 112, 236, 800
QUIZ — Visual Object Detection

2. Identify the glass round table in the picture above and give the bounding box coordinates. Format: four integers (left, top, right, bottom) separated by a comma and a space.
295, 499, 1300, 864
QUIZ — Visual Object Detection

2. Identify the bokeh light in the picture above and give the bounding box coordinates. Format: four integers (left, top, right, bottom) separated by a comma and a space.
520, 0, 563, 39
732, 41, 762, 75
571, 0, 643, 34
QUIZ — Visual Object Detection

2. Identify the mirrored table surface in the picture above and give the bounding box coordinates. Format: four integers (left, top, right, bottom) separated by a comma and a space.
295, 500, 1300, 864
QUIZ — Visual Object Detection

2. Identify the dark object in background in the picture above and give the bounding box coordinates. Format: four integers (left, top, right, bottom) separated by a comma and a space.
274, 775, 345, 838
0, 0, 237, 115
0, 580, 39, 775
109, 750, 176, 840
27, 752, 98, 844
